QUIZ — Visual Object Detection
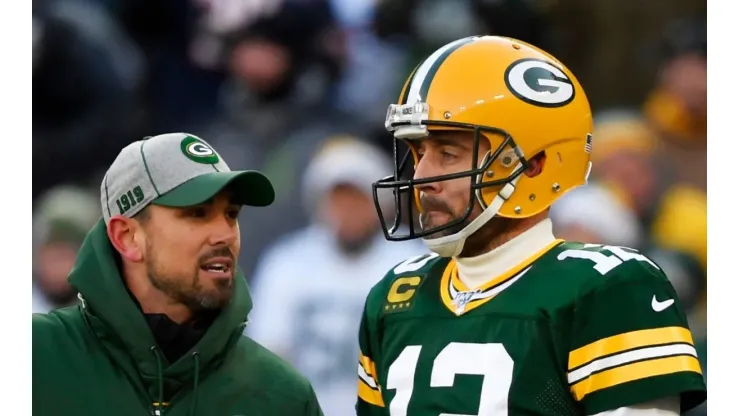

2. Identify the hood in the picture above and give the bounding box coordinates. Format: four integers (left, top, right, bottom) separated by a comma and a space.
68, 219, 252, 409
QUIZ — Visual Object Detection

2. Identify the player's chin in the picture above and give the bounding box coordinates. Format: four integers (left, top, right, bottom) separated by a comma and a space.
421, 213, 465, 234
421, 223, 455, 240
422, 210, 451, 225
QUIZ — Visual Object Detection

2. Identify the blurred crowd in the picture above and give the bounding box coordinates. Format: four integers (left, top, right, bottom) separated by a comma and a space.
32, 0, 707, 415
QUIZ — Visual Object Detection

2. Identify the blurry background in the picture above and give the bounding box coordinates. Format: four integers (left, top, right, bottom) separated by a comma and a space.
32, 0, 707, 414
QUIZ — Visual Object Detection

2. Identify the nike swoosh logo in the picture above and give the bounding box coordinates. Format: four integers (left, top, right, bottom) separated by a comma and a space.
652, 295, 675, 312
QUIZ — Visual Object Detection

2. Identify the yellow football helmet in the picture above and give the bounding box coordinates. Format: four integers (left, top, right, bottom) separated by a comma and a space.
372, 35, 593, 256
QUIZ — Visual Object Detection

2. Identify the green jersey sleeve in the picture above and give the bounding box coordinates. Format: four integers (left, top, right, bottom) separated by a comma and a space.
564, 245, 707, 415
355, 253, 441, 416
356, 284, 387, 416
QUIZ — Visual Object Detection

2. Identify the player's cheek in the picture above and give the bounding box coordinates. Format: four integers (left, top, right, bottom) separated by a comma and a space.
452, 184, 474, 215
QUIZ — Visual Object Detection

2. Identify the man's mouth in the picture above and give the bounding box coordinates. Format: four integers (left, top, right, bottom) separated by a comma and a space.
200, 257, 234, 276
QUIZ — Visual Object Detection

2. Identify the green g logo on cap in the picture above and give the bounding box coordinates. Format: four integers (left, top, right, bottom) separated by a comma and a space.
180, 135, 219, 164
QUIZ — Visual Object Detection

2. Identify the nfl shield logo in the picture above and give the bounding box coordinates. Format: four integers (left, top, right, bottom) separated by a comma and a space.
451, 289, 482, 316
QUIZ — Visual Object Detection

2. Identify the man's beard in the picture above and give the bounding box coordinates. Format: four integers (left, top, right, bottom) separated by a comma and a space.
145, 245, 235, 312
419, 194, 470, 239
419, 194, 519, 257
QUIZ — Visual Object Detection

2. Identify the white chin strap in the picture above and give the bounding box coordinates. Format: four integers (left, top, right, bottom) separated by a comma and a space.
422, 163, 524, 258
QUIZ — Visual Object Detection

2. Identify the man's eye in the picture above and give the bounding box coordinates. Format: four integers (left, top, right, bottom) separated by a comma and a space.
227, 208, 240, 219
188, 208, 207, 218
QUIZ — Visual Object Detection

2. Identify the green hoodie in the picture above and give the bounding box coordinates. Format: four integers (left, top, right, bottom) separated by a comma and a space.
33, 220, 324, 416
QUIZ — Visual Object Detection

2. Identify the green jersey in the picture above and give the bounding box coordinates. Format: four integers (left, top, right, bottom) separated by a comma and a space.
356, 241, 706, 416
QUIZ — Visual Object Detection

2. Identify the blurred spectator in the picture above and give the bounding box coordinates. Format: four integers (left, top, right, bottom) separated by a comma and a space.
330, 0, 408, 136
247, 137, 425, 416
372, 0, 553, 53
651, 185, 707, 270
643, 16, 707, 191
210, 0, 345, 110
588, 110, 660, 226
32, 0, 146, 198
191, 0, 361, 278
545, 0, 705, 111
97, 0, 229, 132
32, 185, 100, 313
551, 184, 643, 249
643, 16, 706, 143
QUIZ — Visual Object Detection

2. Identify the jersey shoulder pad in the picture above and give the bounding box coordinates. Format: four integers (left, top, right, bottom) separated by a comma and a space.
557, 242, 706, 413
387, 252, 448, 277
364, 252, 448, 317
550, 242, 668, 293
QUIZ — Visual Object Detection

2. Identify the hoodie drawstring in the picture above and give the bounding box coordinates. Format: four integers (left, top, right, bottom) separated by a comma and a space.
190, 352, 200, 416
150, 346, 165, 415
148, 347, 202, 416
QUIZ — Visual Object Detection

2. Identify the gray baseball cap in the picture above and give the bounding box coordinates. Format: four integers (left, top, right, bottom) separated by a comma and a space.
100, 132, 274, 224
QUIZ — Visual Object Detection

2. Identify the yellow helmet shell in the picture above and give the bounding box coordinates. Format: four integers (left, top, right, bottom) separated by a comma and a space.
394, 36, 594, 218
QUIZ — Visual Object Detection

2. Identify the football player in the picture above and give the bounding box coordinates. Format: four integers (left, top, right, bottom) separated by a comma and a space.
355, 36, 707, 416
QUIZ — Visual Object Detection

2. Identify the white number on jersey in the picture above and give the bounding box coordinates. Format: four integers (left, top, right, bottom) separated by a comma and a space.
387, 342, 514, 416
557, 244, 659, 276
393, 253, 440, 275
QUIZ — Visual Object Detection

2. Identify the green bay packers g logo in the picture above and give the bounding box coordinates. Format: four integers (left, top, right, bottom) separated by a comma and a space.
180, 135, 219, 164
504, 58, 575, 108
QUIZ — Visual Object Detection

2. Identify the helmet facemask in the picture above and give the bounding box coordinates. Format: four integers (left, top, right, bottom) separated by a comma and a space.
372, 102, 530, 256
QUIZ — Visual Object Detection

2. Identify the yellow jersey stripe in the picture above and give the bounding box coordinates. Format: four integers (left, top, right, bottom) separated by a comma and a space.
357, 379, 385, 407
570, 354, 702, 401
568, 343, 698, 384
450, 262, 466, 292
440, 260, 457, 313
569, 326, 694, 370
358, 363, 379, 389
359, 354, 379, 382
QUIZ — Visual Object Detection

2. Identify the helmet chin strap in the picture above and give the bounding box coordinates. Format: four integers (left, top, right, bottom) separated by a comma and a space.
421, 164, 524, 258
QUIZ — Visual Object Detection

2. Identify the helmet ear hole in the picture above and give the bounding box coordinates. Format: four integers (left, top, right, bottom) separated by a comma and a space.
524, 151, 547, 178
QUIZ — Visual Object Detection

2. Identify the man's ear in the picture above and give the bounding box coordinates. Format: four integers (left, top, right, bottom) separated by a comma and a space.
107, 216, 144, 262
524, 151, 547, 178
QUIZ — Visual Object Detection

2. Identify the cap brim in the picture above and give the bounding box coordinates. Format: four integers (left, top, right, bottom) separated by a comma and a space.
152, 171, 275, 208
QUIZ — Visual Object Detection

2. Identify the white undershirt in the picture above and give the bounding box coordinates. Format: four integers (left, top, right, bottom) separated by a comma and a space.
456, 218, 557, 290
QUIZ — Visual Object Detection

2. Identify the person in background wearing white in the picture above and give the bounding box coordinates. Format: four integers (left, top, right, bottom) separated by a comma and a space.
247, 136, 426, 416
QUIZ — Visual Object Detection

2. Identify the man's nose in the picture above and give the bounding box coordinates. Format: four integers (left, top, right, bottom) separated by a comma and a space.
208, 216, 238, 247
413, 153, 442, 195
